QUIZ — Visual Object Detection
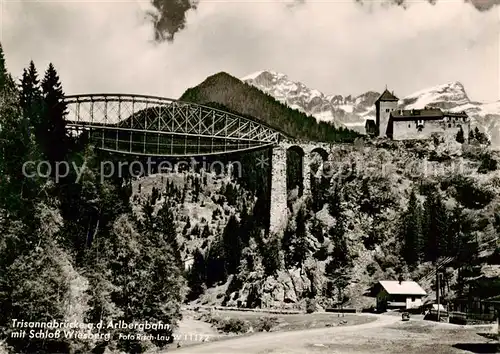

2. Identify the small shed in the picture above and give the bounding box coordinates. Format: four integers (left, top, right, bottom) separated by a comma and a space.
375, 280, 427, 312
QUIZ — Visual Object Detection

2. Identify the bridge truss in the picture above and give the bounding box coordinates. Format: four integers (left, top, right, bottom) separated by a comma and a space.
64, 94, 281, 157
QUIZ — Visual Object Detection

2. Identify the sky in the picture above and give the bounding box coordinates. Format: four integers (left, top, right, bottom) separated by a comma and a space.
1, 0, 499, 103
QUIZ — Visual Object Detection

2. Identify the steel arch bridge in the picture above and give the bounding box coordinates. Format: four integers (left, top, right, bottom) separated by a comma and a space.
64, 94, 282, 157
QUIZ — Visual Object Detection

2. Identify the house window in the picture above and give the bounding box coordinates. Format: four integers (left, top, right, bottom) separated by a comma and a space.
411, 296, 416, 302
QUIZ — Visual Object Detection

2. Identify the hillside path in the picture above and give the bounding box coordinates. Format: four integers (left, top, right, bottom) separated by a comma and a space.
164, 314, 400, 354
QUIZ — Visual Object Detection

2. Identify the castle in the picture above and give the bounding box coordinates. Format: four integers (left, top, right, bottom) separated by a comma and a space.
365, 88, 470, 140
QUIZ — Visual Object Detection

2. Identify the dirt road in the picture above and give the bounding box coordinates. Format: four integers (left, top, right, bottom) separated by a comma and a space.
167, 314, 403, 354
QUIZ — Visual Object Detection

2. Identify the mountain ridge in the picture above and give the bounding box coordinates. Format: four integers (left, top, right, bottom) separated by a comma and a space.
179, 72, 360, 142
241, 71, 500, 147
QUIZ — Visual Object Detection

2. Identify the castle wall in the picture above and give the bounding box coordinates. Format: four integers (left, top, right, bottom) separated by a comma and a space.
391, 117, 470, 140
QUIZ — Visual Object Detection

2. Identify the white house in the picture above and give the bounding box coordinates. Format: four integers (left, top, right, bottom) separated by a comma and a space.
375, 280, 427, 312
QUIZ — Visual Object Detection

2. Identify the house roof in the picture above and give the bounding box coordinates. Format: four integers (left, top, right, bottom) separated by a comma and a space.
390, 108, 444, 121
376, 89, 399, 102
378, 281, 427, 296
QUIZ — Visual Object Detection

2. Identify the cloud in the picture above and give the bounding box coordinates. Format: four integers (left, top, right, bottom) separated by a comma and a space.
354, 0, 500, 11
147, 0, 499, 42
147, 0, 199, 42
1, 0, 498, 103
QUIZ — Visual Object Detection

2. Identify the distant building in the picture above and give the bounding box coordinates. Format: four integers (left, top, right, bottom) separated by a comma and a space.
365, 119, 377, 136
374, 280, 427, 312
369, 88, 470, 140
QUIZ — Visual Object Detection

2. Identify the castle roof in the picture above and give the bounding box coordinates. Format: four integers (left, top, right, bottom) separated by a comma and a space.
390, 108, 444, 121
376, 89, 399, 103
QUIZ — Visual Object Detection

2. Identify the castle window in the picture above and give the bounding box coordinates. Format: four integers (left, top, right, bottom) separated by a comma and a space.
408, 124, 411, 128
417, 120, 424, 126
386, 109, 390, 112
448, 124, 451, 128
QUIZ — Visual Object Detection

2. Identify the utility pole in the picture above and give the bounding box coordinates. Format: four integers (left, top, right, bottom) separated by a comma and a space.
436, 265, 440, 322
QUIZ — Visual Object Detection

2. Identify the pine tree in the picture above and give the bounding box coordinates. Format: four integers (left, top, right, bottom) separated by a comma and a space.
222, 214, 241, 275
20, 61, 43, 141
468, 128, 475, 142
329, 217, 349, 268
201, 224, 210, 238
239, 203, 251, 247
187, 249, 206, 300
182, 219, 191, 235
401, 190, 423, 265
293, 207, 309, 265
0, 57, 41, 215
156, 201, 183, 269
447, 204, 463, 257
325, 218, 351, 305
205, 237, 226, 286
262, 235, 282, 276
0, 43, 8, 91
41, 63, 69, 167
455, 126, 465, 144
327, 186, 342, 218
422, 188, 448, 262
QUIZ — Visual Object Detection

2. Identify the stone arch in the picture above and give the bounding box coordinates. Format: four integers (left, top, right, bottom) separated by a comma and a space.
309, 146, 329, 181
286, 145, 305, 197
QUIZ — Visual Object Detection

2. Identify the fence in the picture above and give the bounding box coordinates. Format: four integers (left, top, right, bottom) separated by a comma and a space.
449, 311, 496, 324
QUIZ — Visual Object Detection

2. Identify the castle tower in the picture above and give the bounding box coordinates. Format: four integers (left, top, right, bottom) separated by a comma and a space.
375, 88, 399, 138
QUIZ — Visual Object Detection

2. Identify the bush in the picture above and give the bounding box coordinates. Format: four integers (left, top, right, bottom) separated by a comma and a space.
452, 176, 495, 209
218, 318, 250, 334
255, 316, 279, 332
366, 263, 378, 276
478, 153, 498, 174
306, 298, 318, 314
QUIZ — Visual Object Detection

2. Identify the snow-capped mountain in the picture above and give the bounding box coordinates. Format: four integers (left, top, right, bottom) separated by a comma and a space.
241, 70, 379, 128
241, 70, 500, 147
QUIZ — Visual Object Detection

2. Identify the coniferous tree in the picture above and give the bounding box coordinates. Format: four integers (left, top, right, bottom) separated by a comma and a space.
205, 237, 226, 286
262, 235, 282, 276
327, 186, 342, 218
182, 218, 191, 235
239, 203, 251, 247
156, 201, 183, 269
325, 215, 351, 306
201, 224, 210, 238
187, 249, 206, 300
455, 126, 465, 144
0, 43, 8, 91
222, 214, 241, 275
41, 63, 69, 167
422, 189, 449, 262
20, 61, 43, 141
293, 207, 309, 265
447, 204, 464, 257
401, 190, 423, 265
0, 55, 41, 215
310, 217, 324, 244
